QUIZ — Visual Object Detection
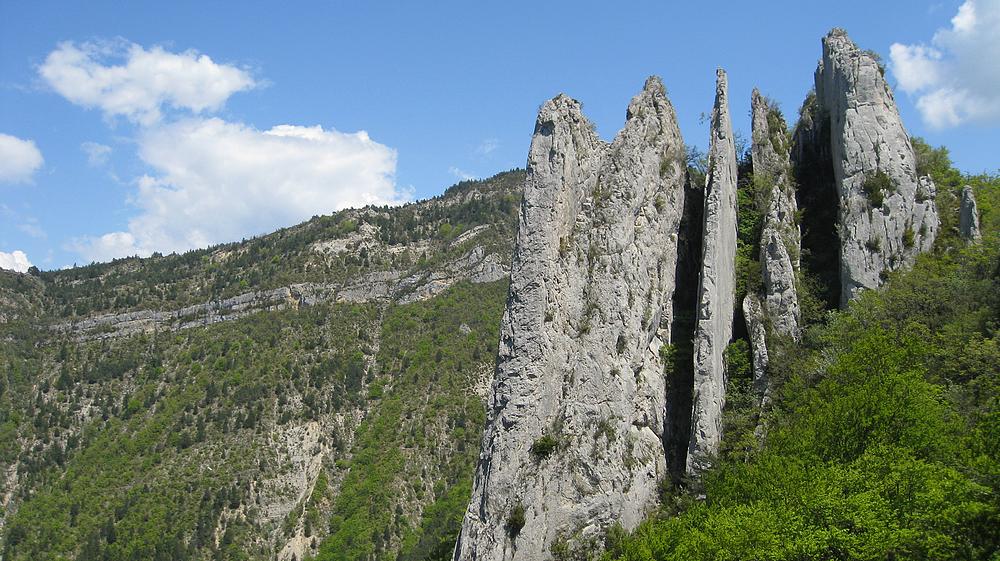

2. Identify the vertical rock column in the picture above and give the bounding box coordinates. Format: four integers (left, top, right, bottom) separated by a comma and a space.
455, 77, 688, 561
816, 28, 939, 306
751, 89, 801, 340
687, 69, 738, 475
959, 186, 982, 242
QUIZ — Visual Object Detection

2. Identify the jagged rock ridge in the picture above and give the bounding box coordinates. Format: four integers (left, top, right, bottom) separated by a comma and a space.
812, 28, 939, 306
456, 77, 687, 561
687, 69, 738, 474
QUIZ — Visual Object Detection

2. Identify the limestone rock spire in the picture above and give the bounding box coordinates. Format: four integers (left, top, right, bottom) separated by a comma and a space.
815, 28, 939, 306
455, 76, 687, 561
751, 89, 801, 340
959, 185, 982, 242
687, 69, 738, 474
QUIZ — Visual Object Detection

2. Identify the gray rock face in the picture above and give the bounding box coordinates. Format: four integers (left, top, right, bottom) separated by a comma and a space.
687, 69, 738, 474
960, 185, 982, 241
742, 294, 769, 404
751, 89, 801, 339
742, 294, 771, 441
456, 77, 687, 561
815, 29, 939, 305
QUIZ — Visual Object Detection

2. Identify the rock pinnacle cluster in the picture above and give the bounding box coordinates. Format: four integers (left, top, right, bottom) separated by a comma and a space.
457, 28, 942, 561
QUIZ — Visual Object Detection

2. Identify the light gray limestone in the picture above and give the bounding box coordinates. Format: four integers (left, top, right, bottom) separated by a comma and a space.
687, 69, 738, 475
751, 89, 801, 340
456, 77, 687, 561
815, 28, 939, 305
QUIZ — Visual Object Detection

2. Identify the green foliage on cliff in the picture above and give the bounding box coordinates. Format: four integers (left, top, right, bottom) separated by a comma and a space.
311, 280, 506, 561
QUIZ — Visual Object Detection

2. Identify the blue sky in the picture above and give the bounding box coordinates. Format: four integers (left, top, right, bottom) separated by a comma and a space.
1, 0, 997, 271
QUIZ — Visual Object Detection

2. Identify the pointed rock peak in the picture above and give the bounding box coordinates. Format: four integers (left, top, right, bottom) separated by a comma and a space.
751, 89, 790, 159
823, 27, 859, 55
536, 94, 585, 124
751, 88, 776, 115
827, 26, 850, 39
533, 93, 598, 144
713, 69, 730, 112
709, 69, 735, 147
625, 75, 673, 121
644, 75, 665, 94
821, 27, 885, 83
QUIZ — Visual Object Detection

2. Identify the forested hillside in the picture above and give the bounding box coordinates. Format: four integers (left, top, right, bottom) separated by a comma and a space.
0, 171, 521, 561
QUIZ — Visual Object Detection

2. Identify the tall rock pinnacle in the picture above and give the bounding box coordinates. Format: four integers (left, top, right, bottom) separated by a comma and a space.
815, 28, 939, 305
687, 69, 738, 474
455, 77, 687, 561
751, 89, 801, 340
959, 186, 982, 242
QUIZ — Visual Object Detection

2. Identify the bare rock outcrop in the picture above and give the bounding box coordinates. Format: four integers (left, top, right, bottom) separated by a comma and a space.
814, 28, 939, 305
751, 90, 801, 339
742, 294, 772, 441
456, 77, 687, 561
960, 185, 982, 242
742, 294, 769, 403
687, 69, 738, 474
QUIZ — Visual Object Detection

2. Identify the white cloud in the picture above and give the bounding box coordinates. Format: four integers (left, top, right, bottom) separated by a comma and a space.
475, 138, 499, 156
68, 232, 142, 263
890, 0, 1000, 128
17, 221, 46, 239
449, 166, 477, 181
0, 133, 44, 183
0, 250, 32, 273
81, 141, 112, 166
40, 40, 256, 125
71, 118, 404, 262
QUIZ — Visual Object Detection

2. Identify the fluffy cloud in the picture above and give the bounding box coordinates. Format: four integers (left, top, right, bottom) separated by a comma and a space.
475, 138, 499, 156
0, 133, 44, 183
40, 41, 256, 125
71, 118, 404, 262
81, 141, 112, 166
0, 250, 32, 273
449, 166, 477, 181
890, 0, 1000, 128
